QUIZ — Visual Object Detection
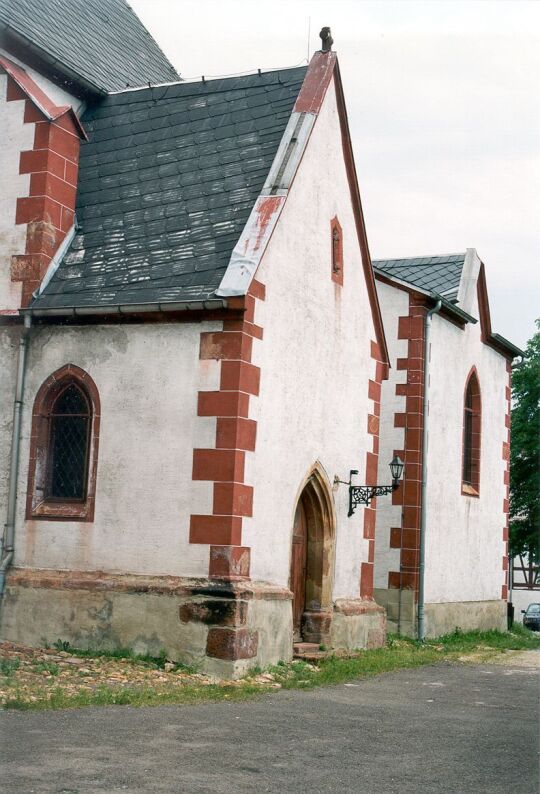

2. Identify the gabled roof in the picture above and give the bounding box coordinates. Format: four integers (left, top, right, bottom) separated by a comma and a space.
32, 67, 307, 310
0, 0, 179, 94
374, 250, 523, 359
373, 253, 466, 302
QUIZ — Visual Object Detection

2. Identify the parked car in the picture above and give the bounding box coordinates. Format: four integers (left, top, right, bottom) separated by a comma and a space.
521, 603, 540, 631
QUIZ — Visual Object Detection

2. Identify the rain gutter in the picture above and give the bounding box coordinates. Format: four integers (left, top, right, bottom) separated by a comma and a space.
19, 298, 228, 319
0, 315, 32, 597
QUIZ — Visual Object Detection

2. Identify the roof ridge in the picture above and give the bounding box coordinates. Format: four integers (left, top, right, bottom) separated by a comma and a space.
107, 65, 309, 96
373, 252, 466, 263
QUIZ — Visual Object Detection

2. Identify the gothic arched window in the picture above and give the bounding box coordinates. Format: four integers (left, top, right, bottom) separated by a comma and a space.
462, 368, 481, 495
47, 383, 91, 500
26, 365, 100, 521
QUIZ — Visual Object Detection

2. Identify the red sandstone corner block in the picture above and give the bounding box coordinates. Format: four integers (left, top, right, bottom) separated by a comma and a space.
368, 379, 381, 402
213, 482, 253, 517
370, 340, 381, 361
363, 506, 376, 540
360, 562, 374, 599
215, 417, 257, 451
192, 448, 245, 482
16, 196, 62, 228
209, 545, 251, 579
206, 627, 258, 660
365, 452, 378, 486
199, 331, 253, 362
197, 390, 250, 418
220, 360, 260, 395
367, 414, 379, 435
249, 279, 266, 301
389, 527, 402, 549
189, 515, 242, 546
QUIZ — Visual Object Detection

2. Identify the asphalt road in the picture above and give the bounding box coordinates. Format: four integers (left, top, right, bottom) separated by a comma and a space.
1, 656, 538, 794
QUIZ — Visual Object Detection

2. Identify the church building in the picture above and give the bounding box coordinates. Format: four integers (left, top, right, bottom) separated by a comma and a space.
0, 2, 389, 676
0, 1, 521, 674
372, 251, 522, 637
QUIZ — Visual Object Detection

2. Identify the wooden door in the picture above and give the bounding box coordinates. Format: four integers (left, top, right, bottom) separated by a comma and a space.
291, 499, 307, 640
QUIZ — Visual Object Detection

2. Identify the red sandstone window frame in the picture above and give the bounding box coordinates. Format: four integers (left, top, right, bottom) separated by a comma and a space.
461, 367, 481, 497
26, 364, 100, 521
330, 216, 343, 285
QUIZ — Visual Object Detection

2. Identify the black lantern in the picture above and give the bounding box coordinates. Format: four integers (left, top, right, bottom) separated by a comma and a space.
335, 456, 405, 516
389, 455, 404, 483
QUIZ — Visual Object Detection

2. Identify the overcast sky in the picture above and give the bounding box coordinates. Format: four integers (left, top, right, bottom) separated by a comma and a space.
131, 0, 539, 349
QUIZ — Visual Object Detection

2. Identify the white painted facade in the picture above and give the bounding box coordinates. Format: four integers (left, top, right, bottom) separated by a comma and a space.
8, 322, 222, 577
373, 269, 508, 617
425, 294, 507, 604
245, 78, 378, 598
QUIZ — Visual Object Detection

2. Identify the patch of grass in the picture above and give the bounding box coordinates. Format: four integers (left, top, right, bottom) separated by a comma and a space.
0, 657, 21, 677
32, 661, 60, 676
53, 639, 71, 652
51, 644, 198, 673
268, 641, 445, 690
3, 682, 265, 711
3, 628, 538, 711
427, 625, 540, 653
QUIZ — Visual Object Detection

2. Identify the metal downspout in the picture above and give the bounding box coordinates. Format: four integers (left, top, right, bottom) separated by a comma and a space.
417, 299, 442, 641
0, 315, 32, 597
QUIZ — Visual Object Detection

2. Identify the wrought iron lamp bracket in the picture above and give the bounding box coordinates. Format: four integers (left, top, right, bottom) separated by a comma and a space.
347, 482, 398, 516
335, 457, 403, 517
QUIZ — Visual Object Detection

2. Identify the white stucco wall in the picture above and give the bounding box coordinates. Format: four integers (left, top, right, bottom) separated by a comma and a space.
243, 78, 379, 599
425, 292, 508, 603
7, 322, 222, 577
374, 274, 508, 606
373, 281, 409, 588
0, 73, 33, 310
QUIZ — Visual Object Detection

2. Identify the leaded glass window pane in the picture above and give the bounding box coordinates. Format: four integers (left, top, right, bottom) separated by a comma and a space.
47, 384, 90, 499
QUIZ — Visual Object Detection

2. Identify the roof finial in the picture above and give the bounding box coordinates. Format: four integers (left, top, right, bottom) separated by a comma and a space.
319, 27, 333, 52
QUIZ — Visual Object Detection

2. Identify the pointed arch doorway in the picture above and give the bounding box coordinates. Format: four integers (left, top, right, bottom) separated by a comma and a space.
289, 466, 336, 644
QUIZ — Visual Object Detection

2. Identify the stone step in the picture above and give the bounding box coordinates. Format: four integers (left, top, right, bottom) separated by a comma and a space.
293, 642, 319, 654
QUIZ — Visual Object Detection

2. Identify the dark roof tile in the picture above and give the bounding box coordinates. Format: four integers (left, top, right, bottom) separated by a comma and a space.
0, 0, 179, 92
33, 67, 307, 310
373, 253, 466, 302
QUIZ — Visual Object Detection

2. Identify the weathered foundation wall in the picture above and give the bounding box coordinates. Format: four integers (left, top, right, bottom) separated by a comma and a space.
374, 587, 506, 637
2, 569, 386, 676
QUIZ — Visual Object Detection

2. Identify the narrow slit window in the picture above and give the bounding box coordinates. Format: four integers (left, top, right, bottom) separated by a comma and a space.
330, 217, 343, 285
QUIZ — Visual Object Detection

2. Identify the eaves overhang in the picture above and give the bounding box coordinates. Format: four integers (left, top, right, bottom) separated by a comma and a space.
488, 333, 524, 359
15, 298, 229, 321
0, 23, 106, 98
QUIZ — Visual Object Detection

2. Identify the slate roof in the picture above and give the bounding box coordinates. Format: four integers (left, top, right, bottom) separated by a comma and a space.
0, 0, 179, 93
32, 67, 307, 310
373, 253, 466, 302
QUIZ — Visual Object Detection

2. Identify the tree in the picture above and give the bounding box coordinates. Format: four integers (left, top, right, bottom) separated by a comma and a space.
509, 320, 540, 562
